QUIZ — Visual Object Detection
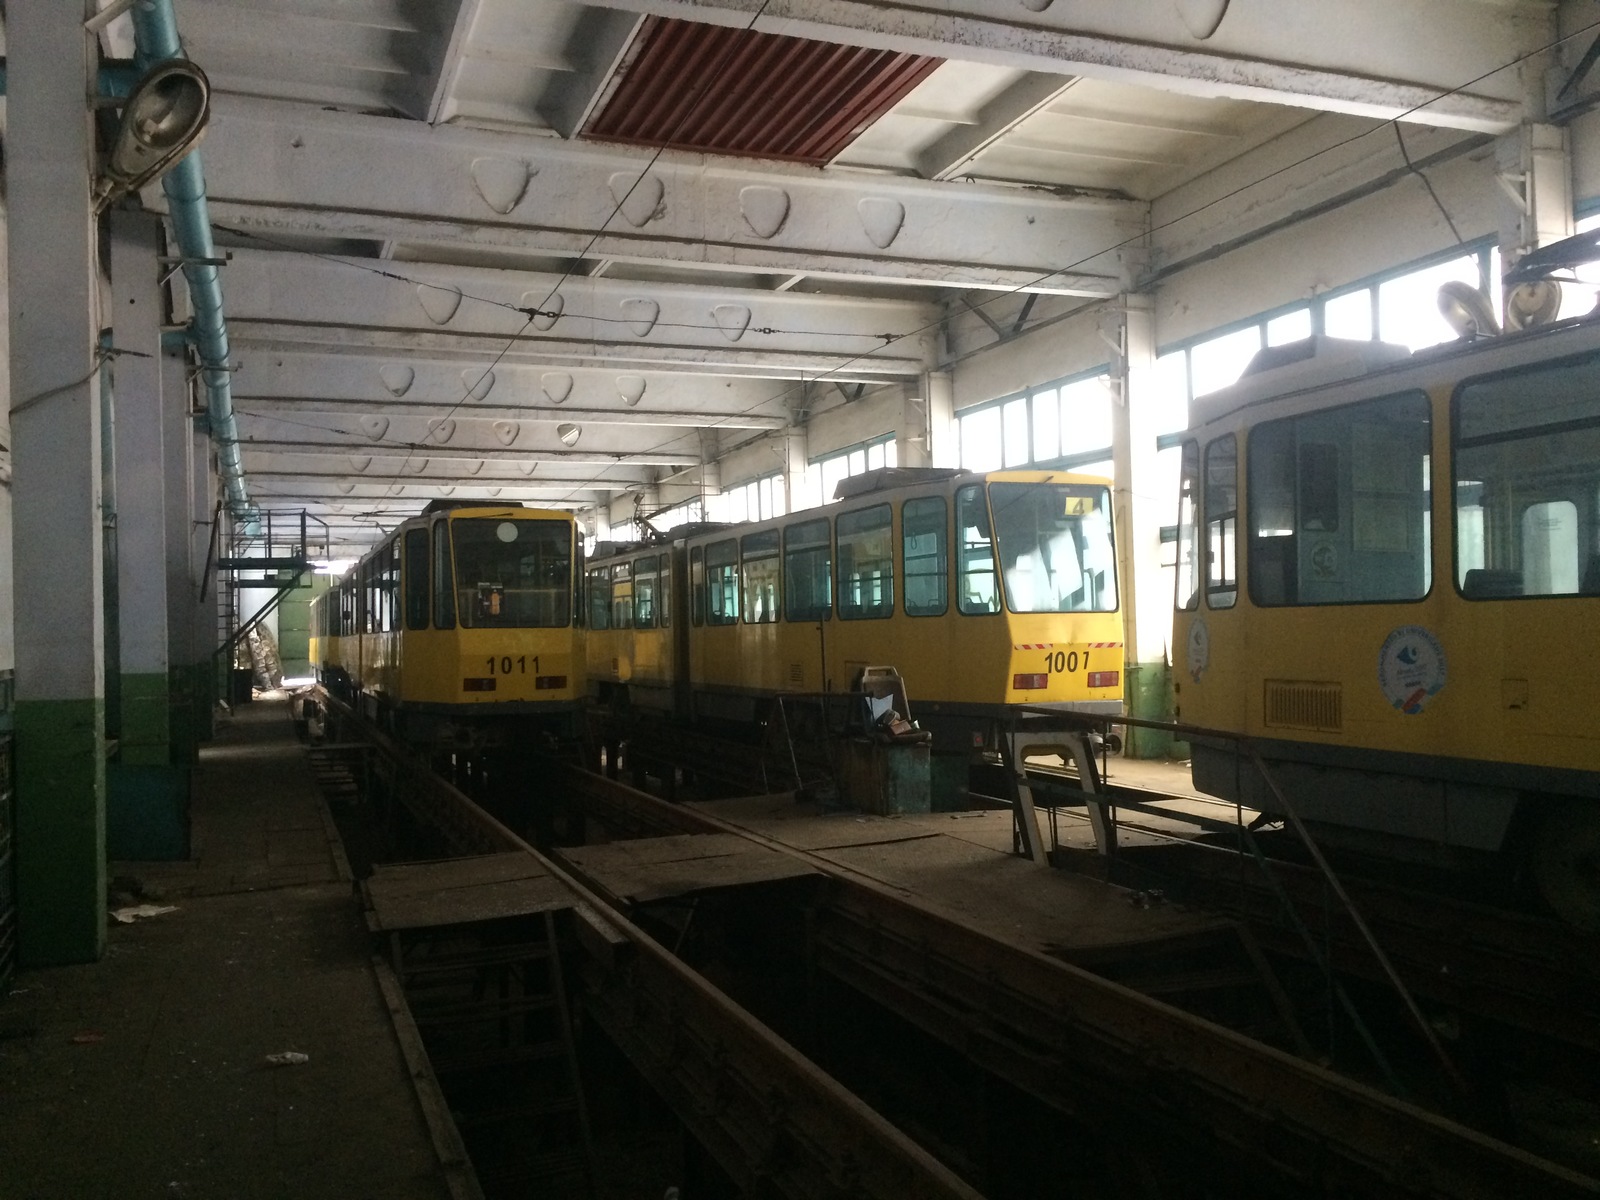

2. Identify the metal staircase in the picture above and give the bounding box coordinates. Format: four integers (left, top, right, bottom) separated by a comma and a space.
212, 509, 329, 671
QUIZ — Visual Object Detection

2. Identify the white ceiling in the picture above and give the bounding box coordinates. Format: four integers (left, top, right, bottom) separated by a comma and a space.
109, 0, 1549, 550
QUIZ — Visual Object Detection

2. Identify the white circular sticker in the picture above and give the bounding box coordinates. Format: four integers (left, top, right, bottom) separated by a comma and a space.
1377, 625, 1447, 715
1186, 615, 1210, 683
495, 521, 518, 543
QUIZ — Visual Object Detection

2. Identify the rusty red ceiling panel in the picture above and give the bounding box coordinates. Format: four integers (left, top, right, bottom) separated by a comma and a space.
584, 16, 943, 165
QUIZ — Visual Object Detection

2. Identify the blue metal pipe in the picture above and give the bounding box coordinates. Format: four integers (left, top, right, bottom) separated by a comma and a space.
127, 0, 256, 528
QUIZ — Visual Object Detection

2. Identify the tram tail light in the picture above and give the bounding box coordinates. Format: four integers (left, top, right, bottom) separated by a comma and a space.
1013, 673, 1048, 691
463, 678, 496, 692
535, 675, 568, 691
1088, 671, 1119, 689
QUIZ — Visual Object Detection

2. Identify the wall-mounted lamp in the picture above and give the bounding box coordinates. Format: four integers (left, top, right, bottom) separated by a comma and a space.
96, 59, 210, 210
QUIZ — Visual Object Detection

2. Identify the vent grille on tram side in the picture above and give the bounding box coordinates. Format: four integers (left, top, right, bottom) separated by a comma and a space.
1263, 680, 1343, 732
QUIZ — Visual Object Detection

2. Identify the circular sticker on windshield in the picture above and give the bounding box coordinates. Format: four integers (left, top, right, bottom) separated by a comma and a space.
1377, 625, 1447, 715
495, 521, 519, 543
1186, 616, 1210, 683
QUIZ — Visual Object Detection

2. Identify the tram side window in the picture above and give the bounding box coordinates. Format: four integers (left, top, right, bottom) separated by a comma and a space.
957, 485, 999, 614
634, 555, 658, 629
741, 531, 780, 623
902, 497, 947, 616
706, 539, 738, 626
404, 528, 430, 629
660, 557, 671, 627
1175, 441, 1200, 611
784, 518, 832, 622
690, 546, 706, 626
586, 567, 611, 630
610, 562, 633, 629
1248, 389, 1431, 606
1205, 434, 1238, 609
384, 538, 401, 632
837, 505, 894, 619
1455, 355, 1600, 598
432, 519, 456, 630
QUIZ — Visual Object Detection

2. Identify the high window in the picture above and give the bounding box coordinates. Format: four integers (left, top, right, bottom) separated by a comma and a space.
957, 371, 1114, 478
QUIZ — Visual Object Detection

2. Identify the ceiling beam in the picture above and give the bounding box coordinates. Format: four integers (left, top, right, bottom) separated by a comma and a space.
223, 348, 798, 420
219, 246, 941, 372
187, 97, 1143, 296
537, 8, 648, 138
580, 0, 1533, 133
917, 76, 1083, 181
239, 438, 702, 468
235, 397, 788, 430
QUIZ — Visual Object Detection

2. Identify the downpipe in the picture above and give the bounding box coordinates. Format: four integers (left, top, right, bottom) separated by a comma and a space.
128, 0, 257, 533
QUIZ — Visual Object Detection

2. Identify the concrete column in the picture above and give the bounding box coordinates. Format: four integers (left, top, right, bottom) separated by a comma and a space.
780, 426, 808, 512
191, 422, 218, 741
895, 381, 930, 469
1111, 294, 1175, 757
110, 212, 171, 766
921, 371, 957, 468
8, 5, 106, 963
1497, 123, 1572, 261
163, 338, 198, 762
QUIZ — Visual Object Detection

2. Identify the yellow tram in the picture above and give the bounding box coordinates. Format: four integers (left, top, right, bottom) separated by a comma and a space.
585, 467, 1125, 751
1172, 317, 1600, 923
310, 501, 585, 748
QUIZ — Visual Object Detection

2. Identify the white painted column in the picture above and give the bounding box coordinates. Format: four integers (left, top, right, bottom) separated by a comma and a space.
110, 211, 172, 766
191, 420, 218, 737
921, 371, 958, 468
780, 426, 809, 512
163, 335, 196, 758
895, 380, 930, 469
8, 1, 106, 963
1111, 295, 1175, 754
1497, 123, 1572, 259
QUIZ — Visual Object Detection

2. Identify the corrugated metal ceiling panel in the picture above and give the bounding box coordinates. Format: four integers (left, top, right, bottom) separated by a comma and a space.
584, 16, 942, 164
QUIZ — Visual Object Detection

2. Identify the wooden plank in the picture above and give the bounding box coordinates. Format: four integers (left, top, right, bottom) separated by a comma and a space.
364, 852, 575, 930
559, 833, 819, 903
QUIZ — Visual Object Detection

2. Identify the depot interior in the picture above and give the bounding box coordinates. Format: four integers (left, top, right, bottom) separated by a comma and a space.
4, 2, 1600, 997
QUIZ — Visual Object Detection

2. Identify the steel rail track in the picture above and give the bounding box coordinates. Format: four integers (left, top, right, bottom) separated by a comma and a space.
315, 694, 982, 1200
554, 763, 1600, 1200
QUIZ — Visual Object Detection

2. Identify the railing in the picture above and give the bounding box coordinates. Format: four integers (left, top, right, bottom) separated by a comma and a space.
1003, 705, 1468, 1101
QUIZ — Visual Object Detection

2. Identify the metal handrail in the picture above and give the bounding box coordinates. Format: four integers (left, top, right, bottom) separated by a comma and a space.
1014, 704, 1468, 1097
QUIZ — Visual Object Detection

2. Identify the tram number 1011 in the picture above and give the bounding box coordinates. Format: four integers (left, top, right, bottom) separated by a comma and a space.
486, 655, 537, 675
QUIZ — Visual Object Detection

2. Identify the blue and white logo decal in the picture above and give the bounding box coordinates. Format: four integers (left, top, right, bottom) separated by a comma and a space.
1377, 625, 1447, 715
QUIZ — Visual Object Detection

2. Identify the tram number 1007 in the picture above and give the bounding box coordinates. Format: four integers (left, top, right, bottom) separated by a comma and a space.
486, 655, 537, 675
1044, 650, 1082, 674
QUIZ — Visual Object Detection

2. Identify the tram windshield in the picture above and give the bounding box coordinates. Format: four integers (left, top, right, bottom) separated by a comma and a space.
990, 482, 1117, 613
451, 517, 572, 628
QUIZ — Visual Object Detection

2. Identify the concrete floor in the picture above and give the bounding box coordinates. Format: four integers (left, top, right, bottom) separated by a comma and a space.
0, 700, 452, 1200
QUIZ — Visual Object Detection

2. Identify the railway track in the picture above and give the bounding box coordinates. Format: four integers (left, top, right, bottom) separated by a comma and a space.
316, 696, 1600, 1198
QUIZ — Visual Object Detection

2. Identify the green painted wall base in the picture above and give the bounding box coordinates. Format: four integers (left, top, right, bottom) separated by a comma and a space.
15, 698, 106, 965
118, 671, 171, 767
1124, 661, 1188, 760
168, 665, 197, 765
107, 762, 190, 860
195, 661, 216, 743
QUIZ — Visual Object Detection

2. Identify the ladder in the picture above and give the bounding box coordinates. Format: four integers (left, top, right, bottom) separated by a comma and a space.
385, 905, 597, 1198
